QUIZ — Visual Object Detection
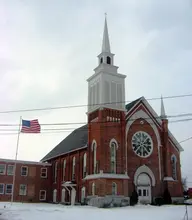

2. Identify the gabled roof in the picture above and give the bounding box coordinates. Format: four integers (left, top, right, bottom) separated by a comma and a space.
41, 125, 88, 162
126, 96, 184, 152
41, 97, 183, 162
125, 97, 142, 112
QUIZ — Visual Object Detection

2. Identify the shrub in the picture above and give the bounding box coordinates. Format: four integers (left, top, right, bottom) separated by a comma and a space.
130, 189, 138, 206
155, 197, 164, 206
163, 188, 172, 204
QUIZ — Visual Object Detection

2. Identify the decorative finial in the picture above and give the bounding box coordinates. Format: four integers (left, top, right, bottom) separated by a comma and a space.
160, 95, 167, 119
102, 13, 111, 53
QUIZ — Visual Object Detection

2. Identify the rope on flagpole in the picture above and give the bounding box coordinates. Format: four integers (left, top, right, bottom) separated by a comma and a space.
11, 116, 22, 205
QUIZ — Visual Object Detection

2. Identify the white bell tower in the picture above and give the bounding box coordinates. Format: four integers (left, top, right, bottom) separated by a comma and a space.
87, 16, 126, 113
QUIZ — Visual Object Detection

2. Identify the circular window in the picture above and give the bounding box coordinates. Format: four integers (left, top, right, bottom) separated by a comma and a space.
132, 131, 153, 158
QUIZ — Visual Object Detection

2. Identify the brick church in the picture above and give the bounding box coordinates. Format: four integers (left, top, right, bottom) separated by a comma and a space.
0, 18, 184, 206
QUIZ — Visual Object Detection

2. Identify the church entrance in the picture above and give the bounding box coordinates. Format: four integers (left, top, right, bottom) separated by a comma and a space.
137, 173, 151, 204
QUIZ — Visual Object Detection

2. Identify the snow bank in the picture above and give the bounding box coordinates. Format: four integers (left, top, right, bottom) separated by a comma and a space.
0, 202, 190, 220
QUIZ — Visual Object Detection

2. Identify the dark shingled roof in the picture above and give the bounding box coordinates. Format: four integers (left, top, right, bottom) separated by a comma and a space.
125, 97, 142, 112
41, 124, 88, 162
41, 98, 141, 162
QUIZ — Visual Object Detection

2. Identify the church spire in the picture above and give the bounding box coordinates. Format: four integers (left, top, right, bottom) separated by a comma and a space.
102, 14, 111, 53
160, 95, 167, 119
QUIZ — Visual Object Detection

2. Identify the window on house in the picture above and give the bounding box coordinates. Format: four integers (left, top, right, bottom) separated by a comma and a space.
72, 157, 75, 181
0, 164, 6, 175
112, 182, 117, 195
21, 166, 28, 176
110, 141, 117, 173
41, 168, 47, 178
0, 184, 4, 194
92, 182, 95, 196
107, 56, 111, 64
5, 184, 13, 194
171, 155, 177, 180
39, 190, 46, 201
19, 184, 27, 196
83, 153, 87, 178
7, 165, 14, 175
54, 162, 58, 183
63, 160, 66, 181
92, 142, 97, 174
100, 57, 103, 64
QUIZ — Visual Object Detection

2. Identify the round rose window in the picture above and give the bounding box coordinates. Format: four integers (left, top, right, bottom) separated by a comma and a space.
132, 131, 153, 158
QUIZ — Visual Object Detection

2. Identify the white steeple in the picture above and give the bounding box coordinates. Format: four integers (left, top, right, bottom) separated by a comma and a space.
87, 16, 126, 113
160, 95, 167, 119
102, 16, 111, 53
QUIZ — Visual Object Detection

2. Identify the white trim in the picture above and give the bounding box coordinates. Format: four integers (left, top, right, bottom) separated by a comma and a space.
84, 172, 129, 180
91, 140, 97, 151
127, 97, 183, 152
81, 187, 86, 203
109, 138, 119, 149
19, 184, 27, 196
63, 159, 66, 181
21, 166, 28, 176
0, 183, 4, 194
72, 156, 76, 178
61, 188, 66, 203
41, 167, 47, 178
0, 158, 51, 166
131, 131, 153, 158
0, 164, 6, 175
39, 190, 46, 201
126, 109, 162, 181
92, 182, 95, 196
112, 182, 117, 195
54, 162, 58, 183
5, 184, 13, 195
163, 177, 174, 181
7, 165, 14, 176
134, 165, 156, 187
126, 109, 161, 146
53, 189, 57, 203
171, 154, 177, 162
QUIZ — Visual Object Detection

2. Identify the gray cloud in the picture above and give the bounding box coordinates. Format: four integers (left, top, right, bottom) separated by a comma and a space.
0, 0, 192, 185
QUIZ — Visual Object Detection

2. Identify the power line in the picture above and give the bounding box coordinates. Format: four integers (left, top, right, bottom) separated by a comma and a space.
0, 93, 191, 114
0, 118, 192, 138
179, 136, 192, 144
0, 113, 192, 127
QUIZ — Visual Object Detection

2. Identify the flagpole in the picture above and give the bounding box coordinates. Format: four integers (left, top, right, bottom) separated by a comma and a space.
11, 116, 22, 205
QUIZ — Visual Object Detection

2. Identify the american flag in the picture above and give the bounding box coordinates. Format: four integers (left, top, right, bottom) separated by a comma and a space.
21, 119, 41, 133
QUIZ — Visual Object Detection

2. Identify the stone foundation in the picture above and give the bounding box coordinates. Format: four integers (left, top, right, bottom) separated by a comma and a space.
86, 195, 130, 208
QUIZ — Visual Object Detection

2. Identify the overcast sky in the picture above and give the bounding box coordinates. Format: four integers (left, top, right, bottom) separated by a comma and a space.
1, 0, 192, 186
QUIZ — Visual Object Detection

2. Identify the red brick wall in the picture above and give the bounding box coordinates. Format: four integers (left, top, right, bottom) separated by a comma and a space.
0, 161, 52, 202
49, 148, 87, 203
127, 116, 162, 197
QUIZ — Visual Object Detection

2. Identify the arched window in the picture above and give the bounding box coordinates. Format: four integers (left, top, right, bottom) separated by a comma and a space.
107, 56, 111, 64
53, 189, 57, 203
81, 187, 86, 203
83, 153, 87, 178
110, 140, 117, 173
54, 162, 58, 183
63, 159, 66, 181
171, 155, 177, 180
92, 141, 97, 174
112, 182, 117, 195
100, 57, 103, 64
92, 182, 96, 196
72, 156, 76, 180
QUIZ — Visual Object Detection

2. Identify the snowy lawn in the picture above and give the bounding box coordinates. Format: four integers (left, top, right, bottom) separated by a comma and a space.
0, 202, 191, 220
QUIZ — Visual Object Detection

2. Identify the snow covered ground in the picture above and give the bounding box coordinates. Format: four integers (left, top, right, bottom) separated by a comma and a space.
0, 202, 191, 220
